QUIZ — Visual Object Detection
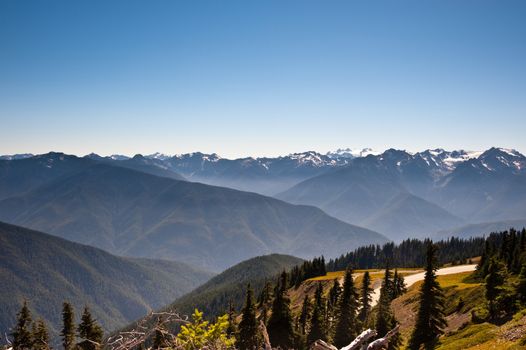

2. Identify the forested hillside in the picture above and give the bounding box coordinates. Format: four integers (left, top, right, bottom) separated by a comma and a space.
0, 222, 213, 338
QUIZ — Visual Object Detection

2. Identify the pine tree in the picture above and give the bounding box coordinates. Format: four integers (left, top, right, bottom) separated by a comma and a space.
61, 302, 76, 350
267, 271, 295, 349
375, 265, 393, 339
298, 295, 311, 336
392, 269, 407, 298
408, 243, 447, 350
238, 284, 259, 350
12, 301, 33, 350
307, 283, 326, 346
358, 271, 373, 323
517, 263, 526, 305
226, 300, 238, 339
31, 319, 50, 350
77, 306, 103, 350
326, 279, 341, 338
333, 267, 360, 348
485, 258, 506, 321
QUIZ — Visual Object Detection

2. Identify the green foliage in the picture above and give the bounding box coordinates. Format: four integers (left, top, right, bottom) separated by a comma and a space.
485, 258, 507, 321
238, 285, 259, 350
307, 283, 326, 346
267, 272, 295, 349
12, 301, 32, 350
375, 265, 399, 350
328, 237, 485, 271
517, 264, 526, 305
0, 222, 212, 338
392, 269, 407, 299
61, 302, 76, 350
298, 295, 311, 336
333, 267, 360, 348
77, 307, 103, 350
358, 271, 373, 323
176, 309, 235, 350
31, 319, 50, 350
169, 254, 302, 321
289, 257, 327, 288
408, 243, 447, 350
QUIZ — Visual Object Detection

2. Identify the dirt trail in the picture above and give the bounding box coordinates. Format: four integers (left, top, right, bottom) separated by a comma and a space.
370, 264, 477, 306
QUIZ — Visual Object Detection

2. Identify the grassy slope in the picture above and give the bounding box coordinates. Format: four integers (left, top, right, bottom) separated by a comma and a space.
390, 271, 526, 349
285, 268, 526, 348
0, 222, 213, 337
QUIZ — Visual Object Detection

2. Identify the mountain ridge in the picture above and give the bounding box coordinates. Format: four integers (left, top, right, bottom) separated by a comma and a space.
0, 163, 387, 271
0, 221, 213, 338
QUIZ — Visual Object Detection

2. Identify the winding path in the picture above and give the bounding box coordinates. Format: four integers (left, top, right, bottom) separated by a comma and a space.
370, 264, 477, 306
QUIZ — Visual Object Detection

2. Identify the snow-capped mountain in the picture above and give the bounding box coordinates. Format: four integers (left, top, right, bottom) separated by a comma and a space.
2, 147, 525, 241
0, 153, 34, 160
326, 148, 380, 159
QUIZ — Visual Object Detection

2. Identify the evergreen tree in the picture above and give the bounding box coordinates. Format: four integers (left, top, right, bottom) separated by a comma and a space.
77, 306, 103, 350
333, 267, 360, 348
326, 279, 341, 338
517, 263, 526, 305
226, 300, 238, 339
408, 243, 447, 350
298, 295, 311, 336
61, 302, 76, 350
258, 281, 273, 308
267, 272, 295, 349
12, 301, 33, 350
31, 319, 50, 350
307, 283, 326, 346
358, 271, 373, 323
485, 258, 506, 321
392, 269, 407, 299
375, 266, 395, 339
238, 284, 259, 350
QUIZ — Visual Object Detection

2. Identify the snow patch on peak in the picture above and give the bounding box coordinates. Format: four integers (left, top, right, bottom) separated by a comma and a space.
326, 148, 380, 159
147, 152, 172, 161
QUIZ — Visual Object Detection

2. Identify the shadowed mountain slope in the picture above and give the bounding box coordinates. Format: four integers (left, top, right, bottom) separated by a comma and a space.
0, 221, 213, 338
278, 148, 526, 240
165, 254, 304, 318
0, 164, 387, 271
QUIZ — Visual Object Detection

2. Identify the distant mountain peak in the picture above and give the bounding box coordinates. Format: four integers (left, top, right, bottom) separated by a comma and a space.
0, 153, 34, 160
326, 147, 380, 159
147, 152, 172, 160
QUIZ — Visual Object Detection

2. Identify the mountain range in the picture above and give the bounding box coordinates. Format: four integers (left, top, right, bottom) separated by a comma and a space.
0, 156, 387, 271
0, 221, 212, 338
1, 147, 524, 247
278, 147, 526, 240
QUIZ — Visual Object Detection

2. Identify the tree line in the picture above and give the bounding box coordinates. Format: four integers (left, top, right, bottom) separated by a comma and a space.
8, 302, 102, 350
5, 228, 526, 349
475, 228, 526, 322
326, 236, 485, 272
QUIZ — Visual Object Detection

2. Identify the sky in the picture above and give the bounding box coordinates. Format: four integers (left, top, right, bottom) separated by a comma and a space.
1, 0, 525, 158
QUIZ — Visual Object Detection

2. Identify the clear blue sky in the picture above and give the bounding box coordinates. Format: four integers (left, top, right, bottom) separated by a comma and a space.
1, 0, 525, 158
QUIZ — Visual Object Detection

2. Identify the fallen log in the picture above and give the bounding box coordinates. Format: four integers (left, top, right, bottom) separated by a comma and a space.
366, 325, 400, 350
341, 329, 377, 350
311, 339, 338, 350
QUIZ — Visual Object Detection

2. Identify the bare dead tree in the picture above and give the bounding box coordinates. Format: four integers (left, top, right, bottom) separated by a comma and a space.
309, 326, 398, 350
365, 325, 400, 350
310, 340, 338, 350
258, 321, 272, 350
106, 311, 189, 350
341, 329, 377, 350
